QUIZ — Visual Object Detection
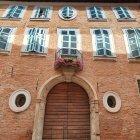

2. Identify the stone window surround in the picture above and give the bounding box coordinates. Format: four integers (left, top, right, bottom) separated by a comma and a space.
32, 73, 100, 140
59, 6, 77, 20
0, 26, 17, 55
103, 91, 121, 113
30, 6, 53, 20
86, 6, 107, 21
1, 5, 27, 20
90, 28, 116, 58
9, 89, 31, 112
112, 6, 136, 21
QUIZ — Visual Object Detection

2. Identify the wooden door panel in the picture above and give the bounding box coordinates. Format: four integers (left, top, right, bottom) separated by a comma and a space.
43, 82, 90, 140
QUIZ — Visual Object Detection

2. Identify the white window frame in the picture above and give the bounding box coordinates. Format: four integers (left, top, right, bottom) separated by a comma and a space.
90, 28, 116, 58
2, 5, 27, 20
0, 26, 16, 54
30, 6, 53, 21
123, 28, 140, 59
86, 6, 107, 21
113, 6, 136, 21
57, 28, 81, 56
59, 6, 77, 20
21, 27, 49, 55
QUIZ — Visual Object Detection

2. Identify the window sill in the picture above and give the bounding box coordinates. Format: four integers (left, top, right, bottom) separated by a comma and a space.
88, 18, 107, 22
93, 56, 117, 61
30, 18, 50, 21
128, 57, 140, 63
0, 50, 10, 55
0, 17, 22, 21
117, 18, 136, 22
20, 52, 47, 57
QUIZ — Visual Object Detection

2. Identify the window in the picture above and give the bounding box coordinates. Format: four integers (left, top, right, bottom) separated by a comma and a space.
31, 6, 52, 20
123, 28, 140, 58
3, 5, 26, 19
22, 28, 49, 54
90, 28, 116, 57
0, 27, 16, 52
113, 7, 135, 21
87, 6, 107, 21
137, 80, 140, 93
103, 91, 121, 113
57, 29, 80, 56
9, 89, 31, 112
59, 6, 77, 20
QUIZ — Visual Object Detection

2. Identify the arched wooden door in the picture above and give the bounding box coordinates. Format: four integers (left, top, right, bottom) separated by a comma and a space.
42, 82, 90, 140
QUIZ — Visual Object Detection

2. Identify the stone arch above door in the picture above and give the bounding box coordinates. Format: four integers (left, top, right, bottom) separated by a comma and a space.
32, 74, 100, 140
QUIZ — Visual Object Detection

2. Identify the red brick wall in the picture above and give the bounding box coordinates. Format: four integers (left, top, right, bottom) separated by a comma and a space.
0, 2, 140, 140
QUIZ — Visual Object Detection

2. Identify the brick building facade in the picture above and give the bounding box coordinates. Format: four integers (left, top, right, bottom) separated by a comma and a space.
0, 1, 140, 140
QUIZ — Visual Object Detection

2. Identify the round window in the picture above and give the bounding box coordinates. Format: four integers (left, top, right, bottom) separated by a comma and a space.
107, 96, 116, 108
15, 94, 26, 107
9, 89, 31, 112
59, 6, 77, 20
103, 91, 121, 113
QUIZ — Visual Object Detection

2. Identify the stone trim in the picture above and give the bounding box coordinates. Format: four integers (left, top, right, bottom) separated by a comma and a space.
9, 89, 31, 112
32, 74, 100, 140
103, 91, 121, 113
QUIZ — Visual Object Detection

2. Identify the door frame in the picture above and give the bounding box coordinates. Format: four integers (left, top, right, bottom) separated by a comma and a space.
32, 74, 100, 140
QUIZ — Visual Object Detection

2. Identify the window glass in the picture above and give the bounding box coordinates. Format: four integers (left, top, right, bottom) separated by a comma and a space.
94, 29, 112, 56
59, 29, 78, 56
6, 6, 25, 18
34, 7, 51, 19
0, 27, 13, 50
126, 29, 140, 57
25, 28, 47, 53
88, 6, 105, 19
59, 6, 77, 20
115, 7, 132, 19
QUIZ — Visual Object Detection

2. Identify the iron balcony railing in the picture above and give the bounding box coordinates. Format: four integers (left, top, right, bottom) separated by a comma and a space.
54, 48, 83, 70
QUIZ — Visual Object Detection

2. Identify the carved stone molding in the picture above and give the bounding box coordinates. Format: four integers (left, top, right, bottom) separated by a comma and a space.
32, 75, 100, 140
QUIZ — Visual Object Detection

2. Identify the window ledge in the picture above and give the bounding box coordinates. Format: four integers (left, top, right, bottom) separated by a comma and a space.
0, 50, 10, 55
0, 17, 22, 21
93, 56, 117, 61
128, 57, 140, 63
20, 52, 47, 57
117, 18, 136, 22
30, 18, 50, 21
88, 18, 107, 22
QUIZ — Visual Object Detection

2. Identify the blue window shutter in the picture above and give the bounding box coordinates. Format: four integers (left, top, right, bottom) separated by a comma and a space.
95, 29, 104, 56
127, 29, 140, 57
123, 7, 131, 18
89, 7, 103, 19
45, 7, 50, 18
27, 28, 35, 52
13, 6, 24, 18
95, 29, 112, 56
27, 28, 46, 53
103, 30, 112, 56
34, 7, 40, 18
38, 29, 45, 53
115, 7, 131, 19
6, 6, 16, 17
6, 6, 24, 18
0, 27, 13, 50
96, 7, 103, 18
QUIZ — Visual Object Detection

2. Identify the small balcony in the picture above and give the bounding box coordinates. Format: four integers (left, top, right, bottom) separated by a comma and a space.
54, 48, 83, 71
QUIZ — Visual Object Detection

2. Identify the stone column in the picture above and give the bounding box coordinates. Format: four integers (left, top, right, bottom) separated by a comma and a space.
32, 99, 46, 140
89, 97, 100, 140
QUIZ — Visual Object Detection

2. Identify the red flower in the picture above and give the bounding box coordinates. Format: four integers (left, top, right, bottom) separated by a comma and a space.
54, 58, 83, 70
